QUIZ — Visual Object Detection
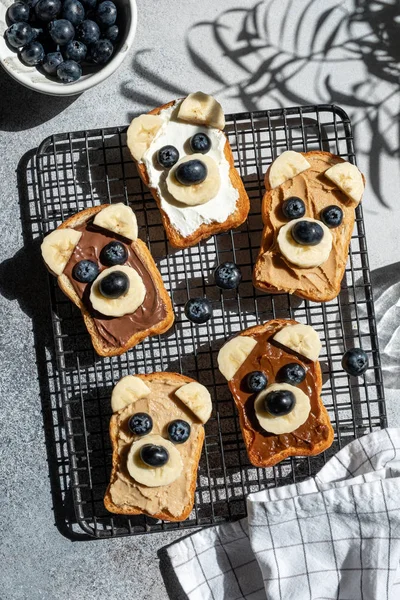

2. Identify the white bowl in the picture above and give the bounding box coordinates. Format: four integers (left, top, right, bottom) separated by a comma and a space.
0, 0, 137, 96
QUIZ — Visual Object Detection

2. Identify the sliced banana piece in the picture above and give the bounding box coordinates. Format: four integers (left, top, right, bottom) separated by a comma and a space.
111, 376, 151, 412
127, 434, 183, 487
90, 265, 146, 318
127, 114, 164, 161
277, 217, 333, 268
324, 161, 364, 205
273, 323, 321, 362
93, 203, 138, 241
166, 154, 221, 206
269, 151, 311, 189
254, 383, 311, 435
41, 228, 82, 276
218, 336, 258, 381
175, 382, 212, 424
177, 92, 225, 130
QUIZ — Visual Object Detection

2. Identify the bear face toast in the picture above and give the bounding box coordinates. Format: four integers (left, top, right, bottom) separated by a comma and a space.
126, 92, 250, 249
40, 204, 174, 357
218, 319, 334, 467
104, 372, 212, 521
253, 150, 365, 302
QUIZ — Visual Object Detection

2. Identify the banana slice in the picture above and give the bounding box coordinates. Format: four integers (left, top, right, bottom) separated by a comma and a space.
254, 383, 311, 435
127, 434, 183, 487
177, 92, 225, 130
111, 375, 151, 412
269, 151, 311, 189
175, 382, 212, 424
41, 228, 82, 276
277, 217, 333, 268
324, 161, 364, 205
90, 265, 146, 317
93, 203, 138, 241
127, 114, 164, 161
218, 336, 258, 381
273, 323, 321, 362
166, 154, 221, 206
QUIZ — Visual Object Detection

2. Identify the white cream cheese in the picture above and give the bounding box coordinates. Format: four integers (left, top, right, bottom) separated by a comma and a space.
141, 102, 239, 238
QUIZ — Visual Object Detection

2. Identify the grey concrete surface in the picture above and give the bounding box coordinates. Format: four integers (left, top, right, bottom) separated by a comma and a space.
0, 1, 399, 599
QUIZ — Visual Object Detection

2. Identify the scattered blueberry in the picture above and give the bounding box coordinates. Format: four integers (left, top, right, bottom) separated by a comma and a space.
91, 38, 113, 63
61, 0, 85, 26
35, 0, 61, 22
42, 50, 63, 73
168, 420, 191, 444
128, 413, 153, 436
282, 196, 306, 220
140, 444, 169, 467
157, 145, 179, 169
190, 133, 211, 154
64, 39, 87, 61
214, 262, 242, 290
321, 205, 343, 228
277, 363, 306, 385
341, 348, 369, 376
291, 220, 324, 246
19, 40, 44, 64
246, 371, 268, 393
5, 22, 35, 48
100, 241, 128, 266
104, 23, 118, 41
49, 19, 75, 45
56, 58, 81, 81
76, 18, 100, 44
72, 259, 99, 283
264, 390, 295, 416
7, 2, 30, 24
175, 160, 207, 185
98, 270, 129, 299
95, 0, 116, 26
185, 297, 213, 324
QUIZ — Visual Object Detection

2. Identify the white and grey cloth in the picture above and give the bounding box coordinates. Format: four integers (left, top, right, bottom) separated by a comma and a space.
166, 428, 400, 600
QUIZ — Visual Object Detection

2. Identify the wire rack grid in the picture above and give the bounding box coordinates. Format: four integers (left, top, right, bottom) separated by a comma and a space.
33, 103, 386, 538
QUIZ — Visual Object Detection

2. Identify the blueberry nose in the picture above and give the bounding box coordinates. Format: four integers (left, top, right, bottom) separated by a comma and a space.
175, 159, 208, 185
291, 220, 324, 246
139, 444, 169, 467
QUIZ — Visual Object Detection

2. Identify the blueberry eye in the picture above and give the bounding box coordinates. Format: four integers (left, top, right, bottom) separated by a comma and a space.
72, 260, 99, 283
189, 133, 211, 154
157, 145, 179, 169
282, 197, 306, 220
320, 205, 343, 228
277, 363, 306, 385
168, 419, 191, 444
100, 241, 128, 266
128, 413, 153, 436
246, 371, 268, 393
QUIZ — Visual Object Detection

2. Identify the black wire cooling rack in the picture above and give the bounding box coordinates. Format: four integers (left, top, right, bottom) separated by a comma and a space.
32, 104, 386, 538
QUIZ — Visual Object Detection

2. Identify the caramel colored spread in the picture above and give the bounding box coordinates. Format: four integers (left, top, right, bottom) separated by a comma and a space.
63, 221, 167, 347
255, 154, 355, 299
229, 321, 329, 466
109, 377, 202, 517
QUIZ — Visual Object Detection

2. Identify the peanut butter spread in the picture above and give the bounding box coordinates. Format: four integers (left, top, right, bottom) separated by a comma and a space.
108, 377, 202, 517
254, 153, 356, 299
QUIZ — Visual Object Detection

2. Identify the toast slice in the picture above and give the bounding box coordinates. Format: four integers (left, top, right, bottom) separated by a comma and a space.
127, 95, 250, 248
218, 319, 334, 467
104, 372, 212, 521
253, 151, 364, 302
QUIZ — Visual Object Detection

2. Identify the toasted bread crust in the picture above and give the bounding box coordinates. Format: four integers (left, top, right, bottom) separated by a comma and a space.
104, 372, 204, 521
132, 100, 250, 249
56, 205, 174, 357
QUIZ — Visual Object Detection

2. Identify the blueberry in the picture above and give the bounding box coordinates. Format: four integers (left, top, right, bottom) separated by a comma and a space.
168, 420, 191, 444
35, 0, 61, 22
214, 262, 242, 290
20, 41, 44, 65
140, 444, 169, 467
157, 145, 179, 169
341, 348, 369, 376
61, 0, 85, 26
7, 2, 30, 24
246, 371, 268, 393
49, 19, 75, 45
291, 220, 324, 246
72, 259, 99, 283
190, 133, 211, 154
175, 160, 207, 185
42, 50, 63, 73
100, 241, 128, 266
128, 413, 153, 436
64, 39, 87, 61
77, 19, 100, 44
91, 38, 113, 64
282, 196, 306, 220
264, 390, 295, 416
277, 363, 306, 385
5, 22, 35, 48
98, 270, 129, 299
95, 0, 116, 26
56, 59, 81, 82
103, 23, 118, 41
321, 205, 343, 228
184, 297, 213, 324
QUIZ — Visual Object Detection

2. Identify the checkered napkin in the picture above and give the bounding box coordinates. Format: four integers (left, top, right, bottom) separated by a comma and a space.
166, 428, 400, 600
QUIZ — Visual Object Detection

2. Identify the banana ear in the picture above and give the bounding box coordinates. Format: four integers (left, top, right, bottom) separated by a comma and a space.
273, 324, 321, 362
93, 203, 138, 240
41, 228, 82, 276
174, 382, 212, 424
177, 92, 225, 130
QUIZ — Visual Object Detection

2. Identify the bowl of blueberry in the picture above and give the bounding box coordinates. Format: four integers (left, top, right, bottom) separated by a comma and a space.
0, 0, 137, 94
